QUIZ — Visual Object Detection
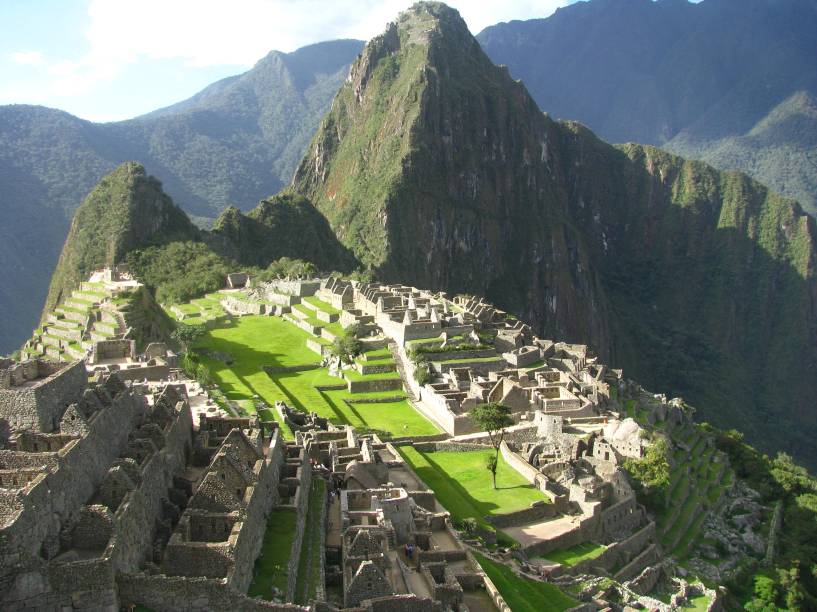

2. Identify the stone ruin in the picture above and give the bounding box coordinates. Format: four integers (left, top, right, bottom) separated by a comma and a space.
0, 361, 194, 609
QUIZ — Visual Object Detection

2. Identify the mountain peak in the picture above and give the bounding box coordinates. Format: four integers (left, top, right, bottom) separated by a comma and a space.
43, 162, 198, 316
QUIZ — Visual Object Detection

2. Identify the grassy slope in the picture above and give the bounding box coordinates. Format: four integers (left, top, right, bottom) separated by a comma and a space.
397, 446, 549, 536
194, 313, 438, 438
543, 542, 607, 567
248, 508, 298, 598
473, 552, 576, 612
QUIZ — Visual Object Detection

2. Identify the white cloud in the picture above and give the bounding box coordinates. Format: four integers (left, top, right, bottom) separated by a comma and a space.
10, 50, 44, 66
2, 1, 571, 113
79, 0, 569, 66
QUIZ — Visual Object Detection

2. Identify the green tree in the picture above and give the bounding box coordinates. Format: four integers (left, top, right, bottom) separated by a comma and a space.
171, 323, 206, 352
195, 362, 213, 387
623, 437, 671, 512
330, 325, 362, 365
472, 402, 514, 489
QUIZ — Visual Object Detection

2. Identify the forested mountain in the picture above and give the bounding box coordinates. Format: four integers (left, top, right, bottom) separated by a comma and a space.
0, 39, 364, 352
294, 2, 817, 468
476, 0, 817, 215
46, 162, 354, 315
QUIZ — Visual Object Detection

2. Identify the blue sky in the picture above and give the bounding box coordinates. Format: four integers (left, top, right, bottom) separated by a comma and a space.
0, 0, 583, 122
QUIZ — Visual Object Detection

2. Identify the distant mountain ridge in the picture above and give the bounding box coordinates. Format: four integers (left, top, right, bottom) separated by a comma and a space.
0, 39, 364, 353
476, 0, 817, 215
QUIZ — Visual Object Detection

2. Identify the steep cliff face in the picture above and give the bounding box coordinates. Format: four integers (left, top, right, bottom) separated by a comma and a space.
294, 2, 614, 353
294, 2, 817, 465
44, 162, 199, 315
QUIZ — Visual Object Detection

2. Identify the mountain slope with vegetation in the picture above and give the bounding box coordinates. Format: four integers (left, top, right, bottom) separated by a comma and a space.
294, 2, 817, 468
0, 39, 363, 353
44, 162, 200, 316
46, 162, 355, 316
476, 0, 817, 215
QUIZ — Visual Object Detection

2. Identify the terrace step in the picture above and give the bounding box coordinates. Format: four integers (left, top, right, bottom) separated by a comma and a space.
41, 334, 63, 348
56, 308, 88, 323
46, 325, 83, 342
64, 298, 94, 311
357, 361, 397, 375
100, 310, 120, 325
93, 321, 118, 335
72, 290, 106, 303
65, 344, 86, 360
291, 307, 310, 321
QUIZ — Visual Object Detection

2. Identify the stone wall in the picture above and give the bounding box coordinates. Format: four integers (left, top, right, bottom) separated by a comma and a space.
265, 364, 321, 375
484, 502, 557, 528
108, 401, 193, 573
265, 280, 320, 297
0, 360, 87, 432
347, 378, 403, 393
1, 384, 144, 575
289, 466, 312, 600
114, 363, 172, 382
92, 339, 135, 362
552, 521, 656, 578
117, 573, 308, 611
226, 432, 287, 593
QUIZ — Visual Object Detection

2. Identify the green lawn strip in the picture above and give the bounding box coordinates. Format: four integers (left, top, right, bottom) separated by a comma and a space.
175, 303, 203, 314
473, 552, 577, 612
542, 542, 607, 567
670, 473, 691, 506
320, 390, 439, 438
295, 478, 326, 605
258, 408, 276, 422
303, 296, 341, 315
361, 347, 392, 359
397, 447, 549, 540
356, 353, 395, 365
680, 592, 711, 611
248, 508, 298, 599
433, 356, 503, 365
177, 315, 206, 325
321, 321, 345, 336
343, 369, 402, 382
59, 304, 91, 315
689, 435, 707, 457
292, 303, 314, 318
196, 316, 326, 438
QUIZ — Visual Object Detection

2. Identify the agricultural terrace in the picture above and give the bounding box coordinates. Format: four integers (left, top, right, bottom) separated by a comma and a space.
168, 295, 439, 440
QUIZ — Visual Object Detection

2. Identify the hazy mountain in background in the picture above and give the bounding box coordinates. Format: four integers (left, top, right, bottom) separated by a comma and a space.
476, 0, 817, 215
0, 39, 364, 352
